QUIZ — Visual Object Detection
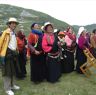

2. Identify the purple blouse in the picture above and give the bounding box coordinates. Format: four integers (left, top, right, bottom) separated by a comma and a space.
78, 35, 89, 50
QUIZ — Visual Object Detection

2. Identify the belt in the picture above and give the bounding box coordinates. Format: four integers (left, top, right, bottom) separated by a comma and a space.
48, 53, 60, 58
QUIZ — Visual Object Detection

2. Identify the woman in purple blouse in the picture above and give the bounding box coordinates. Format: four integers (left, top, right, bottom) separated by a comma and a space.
76, 27, 90, 74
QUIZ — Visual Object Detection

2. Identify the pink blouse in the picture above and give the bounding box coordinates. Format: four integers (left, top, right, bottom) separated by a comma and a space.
42, 33, 54, 53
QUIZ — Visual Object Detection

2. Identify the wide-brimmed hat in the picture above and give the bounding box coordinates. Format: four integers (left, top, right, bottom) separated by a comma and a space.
44, 22, 52, 26
6, 17, 19, 25
43, 22, 53, 31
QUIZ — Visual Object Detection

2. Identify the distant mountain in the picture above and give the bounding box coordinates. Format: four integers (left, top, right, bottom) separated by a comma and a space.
73, 24, 96, 34
0, 4, 70, 35
85, 24, 96, 32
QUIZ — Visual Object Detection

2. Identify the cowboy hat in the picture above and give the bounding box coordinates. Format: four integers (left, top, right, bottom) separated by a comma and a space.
7, 17, 19, 25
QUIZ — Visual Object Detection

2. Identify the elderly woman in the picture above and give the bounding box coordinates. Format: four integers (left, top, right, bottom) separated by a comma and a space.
42, 22, 61, 83
76, 27, 90, 74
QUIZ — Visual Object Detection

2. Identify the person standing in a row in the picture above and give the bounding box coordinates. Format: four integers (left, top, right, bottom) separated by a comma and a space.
28, 23, 46, 83
64, 27, 76, 73
57, 31, 66, 73
16, 30, 27, 79
76, 27, 89, 74
90, 29, 96, 58
42, 22, 61, 83
0, 17, 20, 95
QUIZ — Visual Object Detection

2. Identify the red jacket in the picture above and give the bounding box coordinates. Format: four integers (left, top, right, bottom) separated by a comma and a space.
17, 37, 25, 52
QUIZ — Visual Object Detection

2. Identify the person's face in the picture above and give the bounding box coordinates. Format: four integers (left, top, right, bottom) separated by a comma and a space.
9, 22, 17, 31
46, 25, 53, 33
82, 31, 86, 36
68, 28, 73, 33
33, 24, 39, 30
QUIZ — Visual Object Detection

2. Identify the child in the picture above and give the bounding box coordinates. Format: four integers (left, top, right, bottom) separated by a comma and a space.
58, 31, 66, 59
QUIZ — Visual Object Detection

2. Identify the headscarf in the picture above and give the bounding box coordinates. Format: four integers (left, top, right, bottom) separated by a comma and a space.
76, 27, 85, 44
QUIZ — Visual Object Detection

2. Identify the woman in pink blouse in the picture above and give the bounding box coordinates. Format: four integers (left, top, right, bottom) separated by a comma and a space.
42, 22, 61, 83
64, 27, 76, 73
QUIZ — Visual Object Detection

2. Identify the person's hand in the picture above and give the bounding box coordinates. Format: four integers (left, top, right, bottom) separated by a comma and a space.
58, 41, 61, 46
25, 45, 28, 48
84, 48, 89, 53
34, 50, 40, 55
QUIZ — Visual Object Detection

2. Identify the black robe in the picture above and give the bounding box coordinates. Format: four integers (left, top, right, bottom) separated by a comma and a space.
46, 35, 61, 83
75, 45, 87, 74
30, 36, 46, 83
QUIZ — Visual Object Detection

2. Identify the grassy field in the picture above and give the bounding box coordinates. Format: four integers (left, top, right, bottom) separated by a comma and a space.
0, 62, 96, 95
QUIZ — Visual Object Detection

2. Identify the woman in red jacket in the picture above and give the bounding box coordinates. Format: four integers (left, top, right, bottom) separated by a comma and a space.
28, 23, 46, 83
16, 30, 27, 79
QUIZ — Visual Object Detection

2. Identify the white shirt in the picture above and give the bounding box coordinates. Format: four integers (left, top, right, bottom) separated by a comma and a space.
8, 31, 17, 51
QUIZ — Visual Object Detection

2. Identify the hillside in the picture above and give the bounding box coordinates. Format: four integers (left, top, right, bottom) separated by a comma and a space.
73, 24, 96, 34
85, 24, 96, 32
0, 4, 70, 35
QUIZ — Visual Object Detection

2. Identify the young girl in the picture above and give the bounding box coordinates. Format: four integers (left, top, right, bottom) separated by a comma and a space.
58, 31, 66, 59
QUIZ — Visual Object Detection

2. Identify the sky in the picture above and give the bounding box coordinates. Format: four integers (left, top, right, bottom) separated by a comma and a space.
0, 0, 96, 26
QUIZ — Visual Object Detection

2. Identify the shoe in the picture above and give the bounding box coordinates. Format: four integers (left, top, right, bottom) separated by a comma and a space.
11, 85, 20, 90
6, 90, 14, 95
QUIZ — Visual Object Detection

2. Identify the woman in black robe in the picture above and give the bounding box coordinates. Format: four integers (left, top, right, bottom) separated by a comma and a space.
28, 23, 46, 83
42, 22, 61, 83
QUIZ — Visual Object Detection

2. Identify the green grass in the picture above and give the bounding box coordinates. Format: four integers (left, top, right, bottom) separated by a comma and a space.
0, 62, 96, 95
